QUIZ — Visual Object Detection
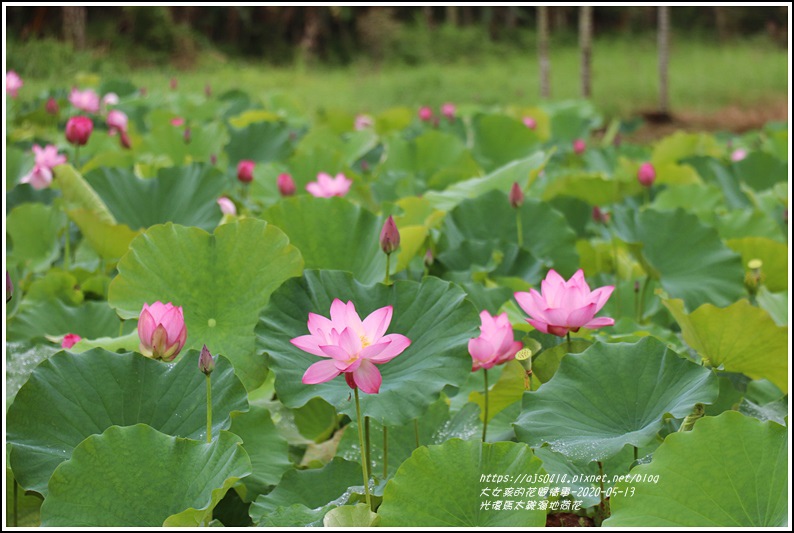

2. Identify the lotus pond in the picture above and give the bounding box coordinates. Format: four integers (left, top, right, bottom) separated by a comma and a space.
3, 77, 790, 527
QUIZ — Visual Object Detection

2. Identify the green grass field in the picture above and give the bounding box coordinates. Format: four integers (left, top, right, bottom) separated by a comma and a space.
9, 35, 789, 120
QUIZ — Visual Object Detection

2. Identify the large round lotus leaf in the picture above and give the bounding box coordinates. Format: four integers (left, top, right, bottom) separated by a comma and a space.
323, 504, 379, 527
651, 131, 722, 164
662, 297, 788, 393
7, 299, 122, 342
143, 111, 228, 166
108, 220, 303, 390
7, 349, 248, 496
733, 151, 788, 191
378, 439, 547, 527
6, 203, 65, 273
5, 341, 59, 405
258, 270, 479, 426
513, 337, 718, 462
85, 163, 226, 231
615, 207, 745, 310
471, 114, 540, 172
542, 172, 643, 205
440, 190, 579, 278
67, 208, 140, 261
263, 197, 387, 284
726, 236, 788, 292
756, 287, 787, 327
40, 426, 251, 527
249, 458, 361, 526
224, 120, 295, 165
605, 412, 787, 527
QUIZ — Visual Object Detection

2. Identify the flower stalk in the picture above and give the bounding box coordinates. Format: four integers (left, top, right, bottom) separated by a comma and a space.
354, 387, 372, 508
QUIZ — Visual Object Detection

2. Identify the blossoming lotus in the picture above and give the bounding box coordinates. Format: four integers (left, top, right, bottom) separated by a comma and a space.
138, 301, 187, 361
306, 172, 352, 198
291, 299, 411, 394
514, 269, 614, 337
468, 311, 522, 371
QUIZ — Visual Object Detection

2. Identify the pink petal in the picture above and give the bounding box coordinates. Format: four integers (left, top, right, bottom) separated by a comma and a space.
342, 301, 363, 334
137, 307, 156, 345
589, 285, 615, 310
303, 359, 342, 385
329, 299, 348, 327
548, 325, 570, 337
567, 269, 586, 288
566, 303, 598, 328
319, 343, 352, 361
307, 312, 334, 339
542, 308, 569, 327
584, 316, 615, 329
367, 333, 411, 363
362, 305, 392, 341
352, 360, 382, 394
468, 336, 494, 363
290, 335, 329, 357
515, 290, 546, 322
151, 324, 169, 357
337, 327, 362, 356
160, 305, 185, 342
306, 182, 325, 197
335, 357, 361, 373
495, 340, 524, 365
527, 318, 549, 334
359, 339, 391, 361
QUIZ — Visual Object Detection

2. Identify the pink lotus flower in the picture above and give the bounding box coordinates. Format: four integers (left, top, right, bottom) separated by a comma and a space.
573, 139, 586, 155
68, 88, 100, 114
21, 144, 67, 189
6, 71, 23, 98
170, 117, 185, 127
292, 299, 412, 394
468, 311, 522, 371
46, 97, 59, 115
523, 116, 537, 129
637, 162, 656, 187
237, 160, 255, 183
61, 333, 82, 349
20, 165, 54, 190
354, 114, 374, 130
592, 205, 610, 224
418, 106, 433, 122
441, 103, 456, 120
217, 196, 236, 216
731, 148, 748, 162
306, 172, 352, 198
101, 92, 119, 113
137, 301, 188, 361
515, 269, 614, 337
277, 173, 296, 196
379, 215, 400, 255
106, 109, 128, 135
65, 116, 94, 146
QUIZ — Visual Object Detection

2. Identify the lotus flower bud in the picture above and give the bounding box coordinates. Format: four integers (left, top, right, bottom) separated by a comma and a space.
237, 160, 255, 183
424, 249, 434, 267
106, 109, 128, 134
137, 301, 187, 362
592, 206, 610, 224
380, 216, 400, 255
509, 182, 524, 209
61, 333, 82, 349
573, 139, 586, 155
119, 130, 132, 150
277, 173, 296, 196
199, 344, 215, 375
354, 114, 373, 130
6, 70, 23, 98
731, 149, 748, 162
523, 116, 536, 129
637, 162, 656, 187
183, 127, 191, 144
45, 97, 59, 115
441, 103, 456, 121
65, 116, 94, 146
170, 77, 178, 90
418, 106, 433, 122
217, 197, 236, 216
6, 271, 12, 303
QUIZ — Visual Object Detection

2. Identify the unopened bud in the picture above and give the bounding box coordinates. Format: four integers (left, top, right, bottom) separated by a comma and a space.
183, 127, 191, 144
277, 173, 296, 196
637, 162, 656, 187
45, 97, 59, 115
199, 344, 215, 375
380, 216, 400, 255
119, 130, 132, 150
6, 271, 13, 303
510, 182, 524, 209
424, 249, 434, 267
573, 139, 586, 155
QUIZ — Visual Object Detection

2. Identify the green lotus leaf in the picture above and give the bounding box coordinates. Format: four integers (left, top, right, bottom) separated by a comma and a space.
378, 439, 547, 527
726, 236, 788, 292
605, 412, 787, 527
542, 172, 642, 205
651, 131, 722, 165
471, 113, 541, 172
4, 341, 59, 405
7, 349, 248, 496
323, 504, 379, 527
67, 208, 140, 260
257, 270, 479, 426
40, 426, 251, 527
224, 120, 294, 165
143, 110, 228, 166
263, 196, 387, 284
292, 397, 339, 443
756, 287, 787, 326
6, 203, 65, 273
662, 297, 788, 393
108, 219, 304, 390
84, 163, 226, 231
514, 337, 718, 462
7, 299, 123, 342
52, 164, 115, 224
733, 151, 788, 191
709, 208, 785, 243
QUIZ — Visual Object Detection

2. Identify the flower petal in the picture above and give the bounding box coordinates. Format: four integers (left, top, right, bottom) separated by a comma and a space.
290, 335, 329, 357
137, 307, 156, 347
318, 343, 351, 361
337, 327, 362, 357
359, 339, 391, 361
527, 318, 550, 334
566, 303, 598, 329
584, 316, 615, 329
362, 305, 392, 341
468, 336, 494, 363
368, 334, 411, 363
352, 360, 382, 394
589, 285, 615, 311
303, 359, 342, 385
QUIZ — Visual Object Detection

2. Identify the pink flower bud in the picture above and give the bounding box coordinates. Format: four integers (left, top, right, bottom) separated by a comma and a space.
637, 162, 656, 187
137, 301, 187, 361
573, 139, 586, 155
237, 160, 255, 183
441, 103, 456, 120
354, 114, 374, 130
61, 333, 82, 349
418, 106, 433, 122
6, 271, 14, 303
170, 77, 178, 90
119, 130, 132, 150
170, 117, 185, 127
45, 97, 59, 115
523, 116, 537, 129
106, 109, 128, 134
217, 196, 236, 216
380, 215, 400, 255
731, 149, 748, 162
592, 206, 611, 224
199, 344, 215, 375
509, 182, 524, 209
277, 173, 296, 196
65, 116, 94, 146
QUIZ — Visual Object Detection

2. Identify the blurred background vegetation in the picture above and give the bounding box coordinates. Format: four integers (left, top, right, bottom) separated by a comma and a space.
4, 6, 789, 121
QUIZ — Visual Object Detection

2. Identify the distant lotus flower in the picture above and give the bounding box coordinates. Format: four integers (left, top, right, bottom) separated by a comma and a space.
509, 182, 524, 208
468, 311, 522, 371
515, 269, 614, 337
65, 116, 94, 146
573, 139, 586, 155
592, 205, 610, 224
170, 77, 178, 90
183, 127, 191, 144
170, 117, 184, 127
217, 196, 236, 216
6, 71, 23, 98
731, 149, 748, 162
441, 103, 456, 120
198, 344, 215, 375
6, 271, 12, 303
523, 116, 537, 129
292, 299, 412, 394
277, 173, 296, 196
45, 97, 59, 115
379, 215, 400, 255
237, 159, 255, 183
68, 88, 100, 114
101, 92, 119, 113
355, 114, 374, 130
61, 333, 82, 349
418, 106, 433, 122
33, 144, 67, 168
106, 109, 128, 135
138, 301, 187, 361
637, 162, 656, 187
306, 172, 352, 198
20, 166, 53, 190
